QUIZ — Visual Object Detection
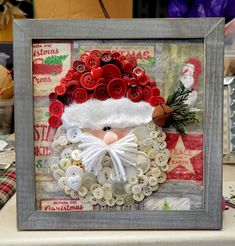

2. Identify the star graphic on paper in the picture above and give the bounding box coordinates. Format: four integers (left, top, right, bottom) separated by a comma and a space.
168, 136, 202, 174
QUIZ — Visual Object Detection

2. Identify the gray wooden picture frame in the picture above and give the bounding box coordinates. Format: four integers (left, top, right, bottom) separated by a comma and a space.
14, 18, 224, 230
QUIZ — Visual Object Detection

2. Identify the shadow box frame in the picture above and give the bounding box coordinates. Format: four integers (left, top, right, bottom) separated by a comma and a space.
14, 18, 224, 230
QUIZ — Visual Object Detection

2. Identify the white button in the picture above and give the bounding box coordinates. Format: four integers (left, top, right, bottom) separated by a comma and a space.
137, 168, 144, 177
68, 175, 82, 191
160, 149, 170, 158
147, 149, 158, 159
52, 140, 61, 150
64, 185, 72, 195
133, 192, 144, 202
89, 195, 98, 205
124, 194, 135, 206
98, 198, 106, 206
97, 167, 112, 185
151, 167, 162, 178
159, 141, 167, 150
136, 151, 150, 173
50, 164, 60, 172
79, 193, 91, 203
61, 148, 72, 159
51, 150, 61, 158
124, 183, 133, 194
132, 184, 142, 194
78, 186, 88, 197
158, 172, 167, 183
148, 176, 158, 186
143, 138, 152, 146
147, 121, 156, 131
150, 130, 159, 139
106, 197, 116, 206
53, 169, 65, 180
57, 135, 68, 146
115, 196, 124, 206
143, 186, 152, 196
66, 166, 84, 179
138, 175, 148, 187
54, 125, 67, 138
150, 141, 160, 152
66, 127, 81, 143
103, 191, 112, 200
125, 166, 138, 178
149, 184, 159, 192
102, 155, 112, 167
111, 181, 127, 196
71, 149, 81, 161
58, 177, 68, 189
160, 164, 169, 172
155, 131, 166, 143
82, 172, 97, 189
48, 156, 60, 166
128, 176, 138, 185
59, 158, 71, 170
102, 183, 112, 192
90, 183, 101, 193
155, 152, 168, 167
150, 161, 157, 167
70, 190, 79, 199
93, 187, 104, 199
145, 170, 152, 178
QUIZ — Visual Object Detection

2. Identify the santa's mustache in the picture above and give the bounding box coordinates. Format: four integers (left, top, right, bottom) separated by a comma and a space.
77, 130, 138, 182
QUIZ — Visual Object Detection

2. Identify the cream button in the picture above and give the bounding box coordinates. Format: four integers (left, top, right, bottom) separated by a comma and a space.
52, 140, 61, 150
59, 158, 71, 170
124, 194, 135, 206
136, 152, 150, 173
72, 160, 83, 169
70, 190, 79, 199
145, 170, 152, 178
90, 183, 101, 193
149, 184, 159, 192
97, 167, 112, 185
51, 150, 61, 158
150, 161, 157, 167
131, 184, 142, 194
89, 195, 98, 205
161, 149, 170, 158
143, 186, 152, 196
82, 172, 97, 189
78, 186, 88, 197
150, 141, 160, 152
66, 127, 81, 143
155, 131, 166, 143
66, 166, 84, 179
133, 192, 144, 202
93, 187, 104, 199
124, 183, 133, 194
50, 164, 60, 172
147, 149, 158, 159
106, 197, 116, 207
48, 156, 60, 166
155, 152, 168, 167
102, 183, 112, 192
138, 175, 148, 187
160, 164, 169, 172
58, 135, 68, 146
159, 141, 167, 150
103, 191, 112, 200
151, 167, 162, 178
68, 175, 82, 191
115, 196, 124, 206
98, 198, 106, 206
128, 176, 138, 185
150, 130, 159, 139
158, 172, 167, 183
55, 125, 67, 138
137, 168, 144, 177
58, 177, 68, 190
53, 169, 65, 180
125, 166, 138, 178
61, 148, 72, 159
71, 149, 81, 161
64, 185, 72, 195
102, 155, 112, 167
148, 176, 158, 186
80, 193, 91, 203
147, 121, 156, 131
143, 138, 152, 146
111, 181, 127, 196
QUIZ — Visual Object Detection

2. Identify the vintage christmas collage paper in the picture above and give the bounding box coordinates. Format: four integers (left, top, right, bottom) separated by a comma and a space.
33, 40, 204, 211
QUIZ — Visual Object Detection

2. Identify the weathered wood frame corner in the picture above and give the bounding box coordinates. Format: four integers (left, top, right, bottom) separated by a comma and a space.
14, 18, 224, 230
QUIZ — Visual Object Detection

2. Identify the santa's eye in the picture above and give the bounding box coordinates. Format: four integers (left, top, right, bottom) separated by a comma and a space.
103, 126, 111, 131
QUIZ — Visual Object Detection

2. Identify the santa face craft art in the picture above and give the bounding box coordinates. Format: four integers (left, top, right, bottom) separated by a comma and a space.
48, 50, 201, 206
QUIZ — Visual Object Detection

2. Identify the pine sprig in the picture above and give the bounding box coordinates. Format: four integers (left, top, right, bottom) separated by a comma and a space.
167, 81, 197, 134
44, 55, 68, 65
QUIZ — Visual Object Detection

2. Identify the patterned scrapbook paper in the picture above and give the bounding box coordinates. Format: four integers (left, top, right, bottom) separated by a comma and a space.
33, 40, 204, 211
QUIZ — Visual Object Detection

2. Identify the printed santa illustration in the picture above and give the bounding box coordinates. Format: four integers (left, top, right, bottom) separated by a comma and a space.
48, 50, 202, 206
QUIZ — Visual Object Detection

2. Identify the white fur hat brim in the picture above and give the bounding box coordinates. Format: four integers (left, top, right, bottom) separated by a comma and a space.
61, 98, 154, 130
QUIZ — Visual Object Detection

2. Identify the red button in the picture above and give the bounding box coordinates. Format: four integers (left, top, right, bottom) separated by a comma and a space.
122, 60, 133, 74
80, 54, 88, 63
85, 55, 100, 70
90, 50, 102, 59
133, 67, 145, 77
112, 52, 121, 59
73, 61, 86, 74
48, 115, 62, 128
65, 72, 73, 81
97, 78, 106, 85
149, 96, 165, 106
64, 79, 81, 88
118, 55, 126, 61
101, 52, 112, 63
102, 64, 121, 83
94, 83, 109, 101
112, 59, 123, 71
55, 85, 66, 96
49, 92, 57, 102
142, 86, 152, 102
80, 72, 97, 90
59, 93, 73, 106
72, 88, 88, 103
138, 74, 149, 86
127, 86, 143, 102
91, 67, 103, 80
149, 80, 156, 87
60, 78, 67, 86
151, 87, 160, 96
108, 78, 127, 99
49, 100, 64, 116
127, 56, 137, 68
